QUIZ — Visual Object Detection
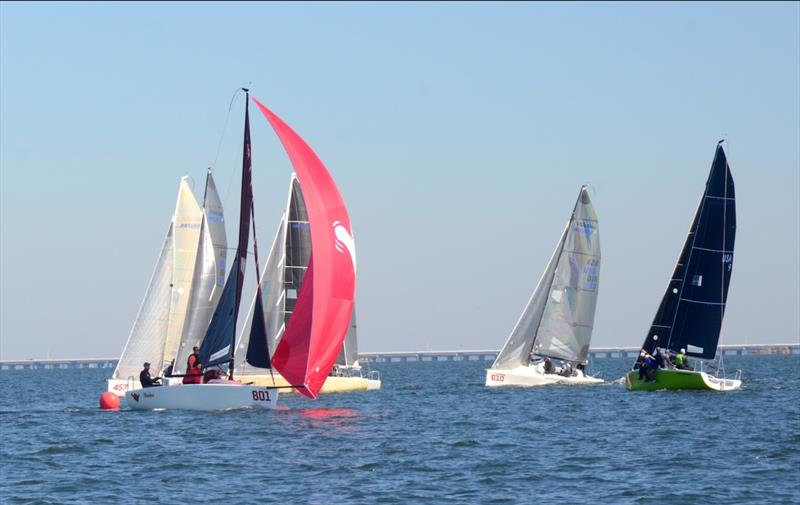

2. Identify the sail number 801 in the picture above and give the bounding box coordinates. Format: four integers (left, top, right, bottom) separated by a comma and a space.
251, 390, 271, 401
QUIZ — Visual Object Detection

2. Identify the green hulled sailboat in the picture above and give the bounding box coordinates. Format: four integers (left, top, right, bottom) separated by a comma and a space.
626, 142, 741, 392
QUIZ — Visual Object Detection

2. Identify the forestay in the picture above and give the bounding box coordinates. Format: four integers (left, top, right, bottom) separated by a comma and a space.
491, 186, 601, 369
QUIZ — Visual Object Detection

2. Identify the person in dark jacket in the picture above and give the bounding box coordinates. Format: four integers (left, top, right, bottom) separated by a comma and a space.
543, 356, 555, 374
139, 362, 161, 388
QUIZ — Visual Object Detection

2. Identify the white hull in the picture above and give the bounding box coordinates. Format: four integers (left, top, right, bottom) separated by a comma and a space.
700, 372, 742, 391
486, 364, 603, 387
125, 382, 278, 411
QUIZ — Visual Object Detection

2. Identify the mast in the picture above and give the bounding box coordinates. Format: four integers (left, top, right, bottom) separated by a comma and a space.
197, 89, 257, 377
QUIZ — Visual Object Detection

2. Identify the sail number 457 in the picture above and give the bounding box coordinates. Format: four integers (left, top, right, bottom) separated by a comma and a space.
251, 390, 271, 401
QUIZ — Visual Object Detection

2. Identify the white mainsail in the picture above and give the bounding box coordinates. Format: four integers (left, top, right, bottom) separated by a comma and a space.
161, 177, 204, 368
491, 186, 601, 370
174, 172, 227, 373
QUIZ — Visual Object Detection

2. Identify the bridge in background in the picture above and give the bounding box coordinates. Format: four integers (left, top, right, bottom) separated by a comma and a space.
0, 343, 796, 370
359, 343, 800, 363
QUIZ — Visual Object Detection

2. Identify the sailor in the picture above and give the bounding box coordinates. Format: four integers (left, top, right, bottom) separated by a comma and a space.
576, 361, 587, 377
187, 346, 201, 370
163, 358, 175, 378
654, 347, 670, 369
543, 356, 555, 374
675, 348, 692, 370
139, 362, 161, 388
637, 351, 656, 382
560, 362, 573, 377
182, 363, 203, 384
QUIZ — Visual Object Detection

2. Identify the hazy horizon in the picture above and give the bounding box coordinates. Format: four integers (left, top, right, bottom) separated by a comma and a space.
1, 2, 798, 360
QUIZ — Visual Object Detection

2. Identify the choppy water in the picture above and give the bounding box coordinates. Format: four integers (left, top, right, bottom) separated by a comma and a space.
1, 356, 798, 504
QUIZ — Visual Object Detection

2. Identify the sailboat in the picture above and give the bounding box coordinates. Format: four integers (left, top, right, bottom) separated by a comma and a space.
107, 173, 224, 395
486, 186, 602, 387
126, 91, 357, 410
232, 175, 380, 393
625, 142, 741, 392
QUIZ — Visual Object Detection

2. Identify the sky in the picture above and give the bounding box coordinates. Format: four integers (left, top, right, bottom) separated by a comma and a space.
1, 2, 798, 360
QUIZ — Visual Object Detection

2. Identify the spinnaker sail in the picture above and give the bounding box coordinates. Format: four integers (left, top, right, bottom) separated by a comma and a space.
253, 97, 356, 399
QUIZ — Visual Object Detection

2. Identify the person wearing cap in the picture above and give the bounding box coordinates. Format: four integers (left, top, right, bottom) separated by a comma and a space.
675, 348, 692, 370
187, 346, 201, 370
139, 362, 161, 388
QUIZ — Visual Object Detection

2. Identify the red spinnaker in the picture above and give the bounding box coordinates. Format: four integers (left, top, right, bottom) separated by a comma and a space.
252, 97, 356, 399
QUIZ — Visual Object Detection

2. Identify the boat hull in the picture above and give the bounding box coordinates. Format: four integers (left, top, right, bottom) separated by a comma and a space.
125, 383, 278, 411
238, 373, 381, 393
485, 366, 603, 387
625, 369, 742, 392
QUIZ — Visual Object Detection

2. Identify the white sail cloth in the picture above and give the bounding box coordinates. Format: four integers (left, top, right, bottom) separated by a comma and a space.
491, 186, 601, 370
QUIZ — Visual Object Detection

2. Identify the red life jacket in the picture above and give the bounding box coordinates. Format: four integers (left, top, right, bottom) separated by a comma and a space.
182, 367, 202, 384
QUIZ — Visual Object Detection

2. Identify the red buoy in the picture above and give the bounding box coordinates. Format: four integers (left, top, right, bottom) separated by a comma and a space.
99, 392, 120, 411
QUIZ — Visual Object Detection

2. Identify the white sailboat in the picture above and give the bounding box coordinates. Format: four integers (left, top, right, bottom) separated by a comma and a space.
108, 175, 215, 395
486, 186, 602, 387
233, 175, 380, 393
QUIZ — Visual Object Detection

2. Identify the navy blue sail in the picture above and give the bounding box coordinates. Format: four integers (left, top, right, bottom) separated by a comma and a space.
245, 292, 271, 368
641, 142, 736, 359
199, 91, 255, 372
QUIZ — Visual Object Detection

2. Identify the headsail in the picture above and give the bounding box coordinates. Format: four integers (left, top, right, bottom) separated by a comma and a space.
174, 171, 227, 374
253, 98, 356, 399
491, 186, 601, 369
113, 223, 174, 380
161, 178, 203, 367
640, 143, 736, 359
199, 95, 254, 369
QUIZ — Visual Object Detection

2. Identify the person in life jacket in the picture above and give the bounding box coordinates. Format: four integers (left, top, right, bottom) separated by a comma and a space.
637, 351, 657, 382
543, 356, 555, 374
187, 346, 200, 370
674, 348, 693, 370
183, 362, 203, 384
139, 362, 162, 388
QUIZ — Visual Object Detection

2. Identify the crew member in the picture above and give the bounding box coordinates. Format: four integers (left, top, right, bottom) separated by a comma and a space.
543, 356, 555, 374
675, 348, 692, 370
187, 346, 201, 370
183, 363, 203, 384
139, 362, 161, 388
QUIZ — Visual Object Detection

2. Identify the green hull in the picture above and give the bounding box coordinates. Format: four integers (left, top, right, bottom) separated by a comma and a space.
625, 369, 713, 391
